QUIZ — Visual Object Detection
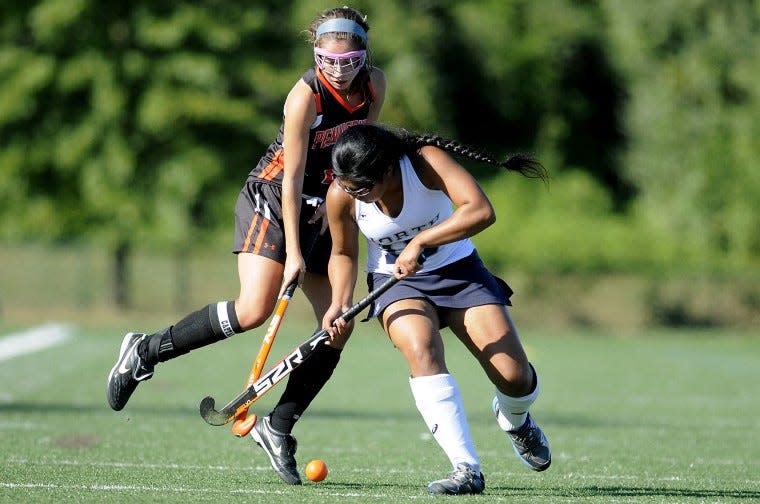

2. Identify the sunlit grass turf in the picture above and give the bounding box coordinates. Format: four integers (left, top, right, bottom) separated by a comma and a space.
1, 318, 758, 503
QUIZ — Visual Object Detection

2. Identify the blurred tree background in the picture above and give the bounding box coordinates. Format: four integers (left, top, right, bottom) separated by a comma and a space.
1, 0, 758, 327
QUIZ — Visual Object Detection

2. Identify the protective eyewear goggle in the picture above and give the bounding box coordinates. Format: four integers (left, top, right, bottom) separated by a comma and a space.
337, 178, 374, 197
314, 48, 367, 76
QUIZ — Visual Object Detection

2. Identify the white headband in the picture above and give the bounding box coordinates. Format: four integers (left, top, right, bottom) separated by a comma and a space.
315, 18, 367, 42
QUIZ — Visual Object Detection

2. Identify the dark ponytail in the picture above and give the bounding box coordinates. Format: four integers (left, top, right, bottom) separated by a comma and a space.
332, 124, 549, 184
400, 132, 549, 182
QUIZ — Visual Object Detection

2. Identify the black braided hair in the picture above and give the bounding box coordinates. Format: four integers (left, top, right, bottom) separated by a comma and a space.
401, 132, 549, 182
331, 124, 549, 186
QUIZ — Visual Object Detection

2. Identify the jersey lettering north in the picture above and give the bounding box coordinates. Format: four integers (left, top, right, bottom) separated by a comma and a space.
247, 67, 376, 198
356, 155, 475, 275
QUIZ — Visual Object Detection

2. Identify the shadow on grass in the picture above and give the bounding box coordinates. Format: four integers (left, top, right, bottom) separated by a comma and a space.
490, 484, 760, 500
0, 401, 425, 421
0, 401, 198, 417
471, 410, 692, 431
301, 406, 422, 421
0, 400, 648, 430
309, 481, 423, 492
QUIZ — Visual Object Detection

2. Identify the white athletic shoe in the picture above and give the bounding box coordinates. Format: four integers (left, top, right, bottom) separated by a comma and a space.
427, 462, 485, 495
492, 397, 551, 471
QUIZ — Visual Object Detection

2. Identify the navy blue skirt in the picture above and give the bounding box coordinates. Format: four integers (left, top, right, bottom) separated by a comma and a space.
364, 250, 513, 324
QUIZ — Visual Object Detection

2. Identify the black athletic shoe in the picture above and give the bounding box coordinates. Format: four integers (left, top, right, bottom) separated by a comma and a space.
493, 397, 551, 471
427, 463, 485, 495
250, 415, 302, 485
106, 332, 154, 411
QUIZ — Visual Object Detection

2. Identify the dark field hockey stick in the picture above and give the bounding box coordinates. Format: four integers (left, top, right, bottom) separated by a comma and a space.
199, 272, 403, 426
229, 225, 320, 437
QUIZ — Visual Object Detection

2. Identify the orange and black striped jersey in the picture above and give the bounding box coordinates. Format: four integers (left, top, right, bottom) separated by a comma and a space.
247, 67, 376, 198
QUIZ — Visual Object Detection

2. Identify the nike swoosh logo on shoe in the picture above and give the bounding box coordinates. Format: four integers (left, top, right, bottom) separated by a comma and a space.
264, 426, 283, 456
117, 338, 141, 375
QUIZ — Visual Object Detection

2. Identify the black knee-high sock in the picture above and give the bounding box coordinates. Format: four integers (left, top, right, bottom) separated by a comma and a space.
269, 345, 342, 433
139, 301, 243, 366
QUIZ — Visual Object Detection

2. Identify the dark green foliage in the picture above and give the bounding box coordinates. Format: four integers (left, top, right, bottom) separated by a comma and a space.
1, 0, 758, 300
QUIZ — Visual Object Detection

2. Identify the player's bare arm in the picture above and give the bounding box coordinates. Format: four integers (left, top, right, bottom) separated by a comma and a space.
400, 146, 496, 269
323, 182, 360, 338
280, 80, 317, 292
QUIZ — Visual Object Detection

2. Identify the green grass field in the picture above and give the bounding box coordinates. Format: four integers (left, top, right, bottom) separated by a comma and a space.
1, 316, 758, 503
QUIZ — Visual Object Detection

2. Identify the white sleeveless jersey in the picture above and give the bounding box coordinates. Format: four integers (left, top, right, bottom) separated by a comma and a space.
356, 155, 475, 274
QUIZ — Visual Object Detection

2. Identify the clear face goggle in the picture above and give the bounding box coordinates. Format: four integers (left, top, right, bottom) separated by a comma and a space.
337, 177, 374, 197
314, 48, 367, 76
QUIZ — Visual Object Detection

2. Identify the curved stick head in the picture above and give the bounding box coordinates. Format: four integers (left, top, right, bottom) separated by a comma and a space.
199, 396, 230, 426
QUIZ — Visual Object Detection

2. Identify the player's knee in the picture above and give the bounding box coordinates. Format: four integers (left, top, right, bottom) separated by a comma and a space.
234, 304, 271, 331
495, 361, 534, 397
406, 351, 447, 376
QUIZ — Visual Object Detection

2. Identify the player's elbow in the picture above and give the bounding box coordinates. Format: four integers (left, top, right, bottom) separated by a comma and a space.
483, 207, 496, 227
475, 203, 496, 229
458, 200, 495, 234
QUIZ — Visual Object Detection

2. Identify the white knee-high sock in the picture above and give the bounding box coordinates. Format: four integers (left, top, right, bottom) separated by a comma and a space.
409, 373, 480, 472
494, 366, 540, 431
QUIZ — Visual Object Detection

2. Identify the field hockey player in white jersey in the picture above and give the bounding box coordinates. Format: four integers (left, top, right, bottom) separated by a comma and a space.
322, 123, 551, 495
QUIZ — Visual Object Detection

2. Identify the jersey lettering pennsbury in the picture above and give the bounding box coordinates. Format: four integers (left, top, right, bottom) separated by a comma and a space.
311, 119, 366, 150
248, 67, 376, 199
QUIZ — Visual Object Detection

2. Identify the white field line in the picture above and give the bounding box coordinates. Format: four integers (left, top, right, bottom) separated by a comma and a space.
3, 459, 758, 500
0, 482, 439, 500
0, 323, 74, 362
8, 458, 757, 485
0, 482, 288, 495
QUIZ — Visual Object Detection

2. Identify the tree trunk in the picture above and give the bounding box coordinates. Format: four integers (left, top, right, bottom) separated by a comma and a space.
113, 241, 131, 309
175, 249, 190, 312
